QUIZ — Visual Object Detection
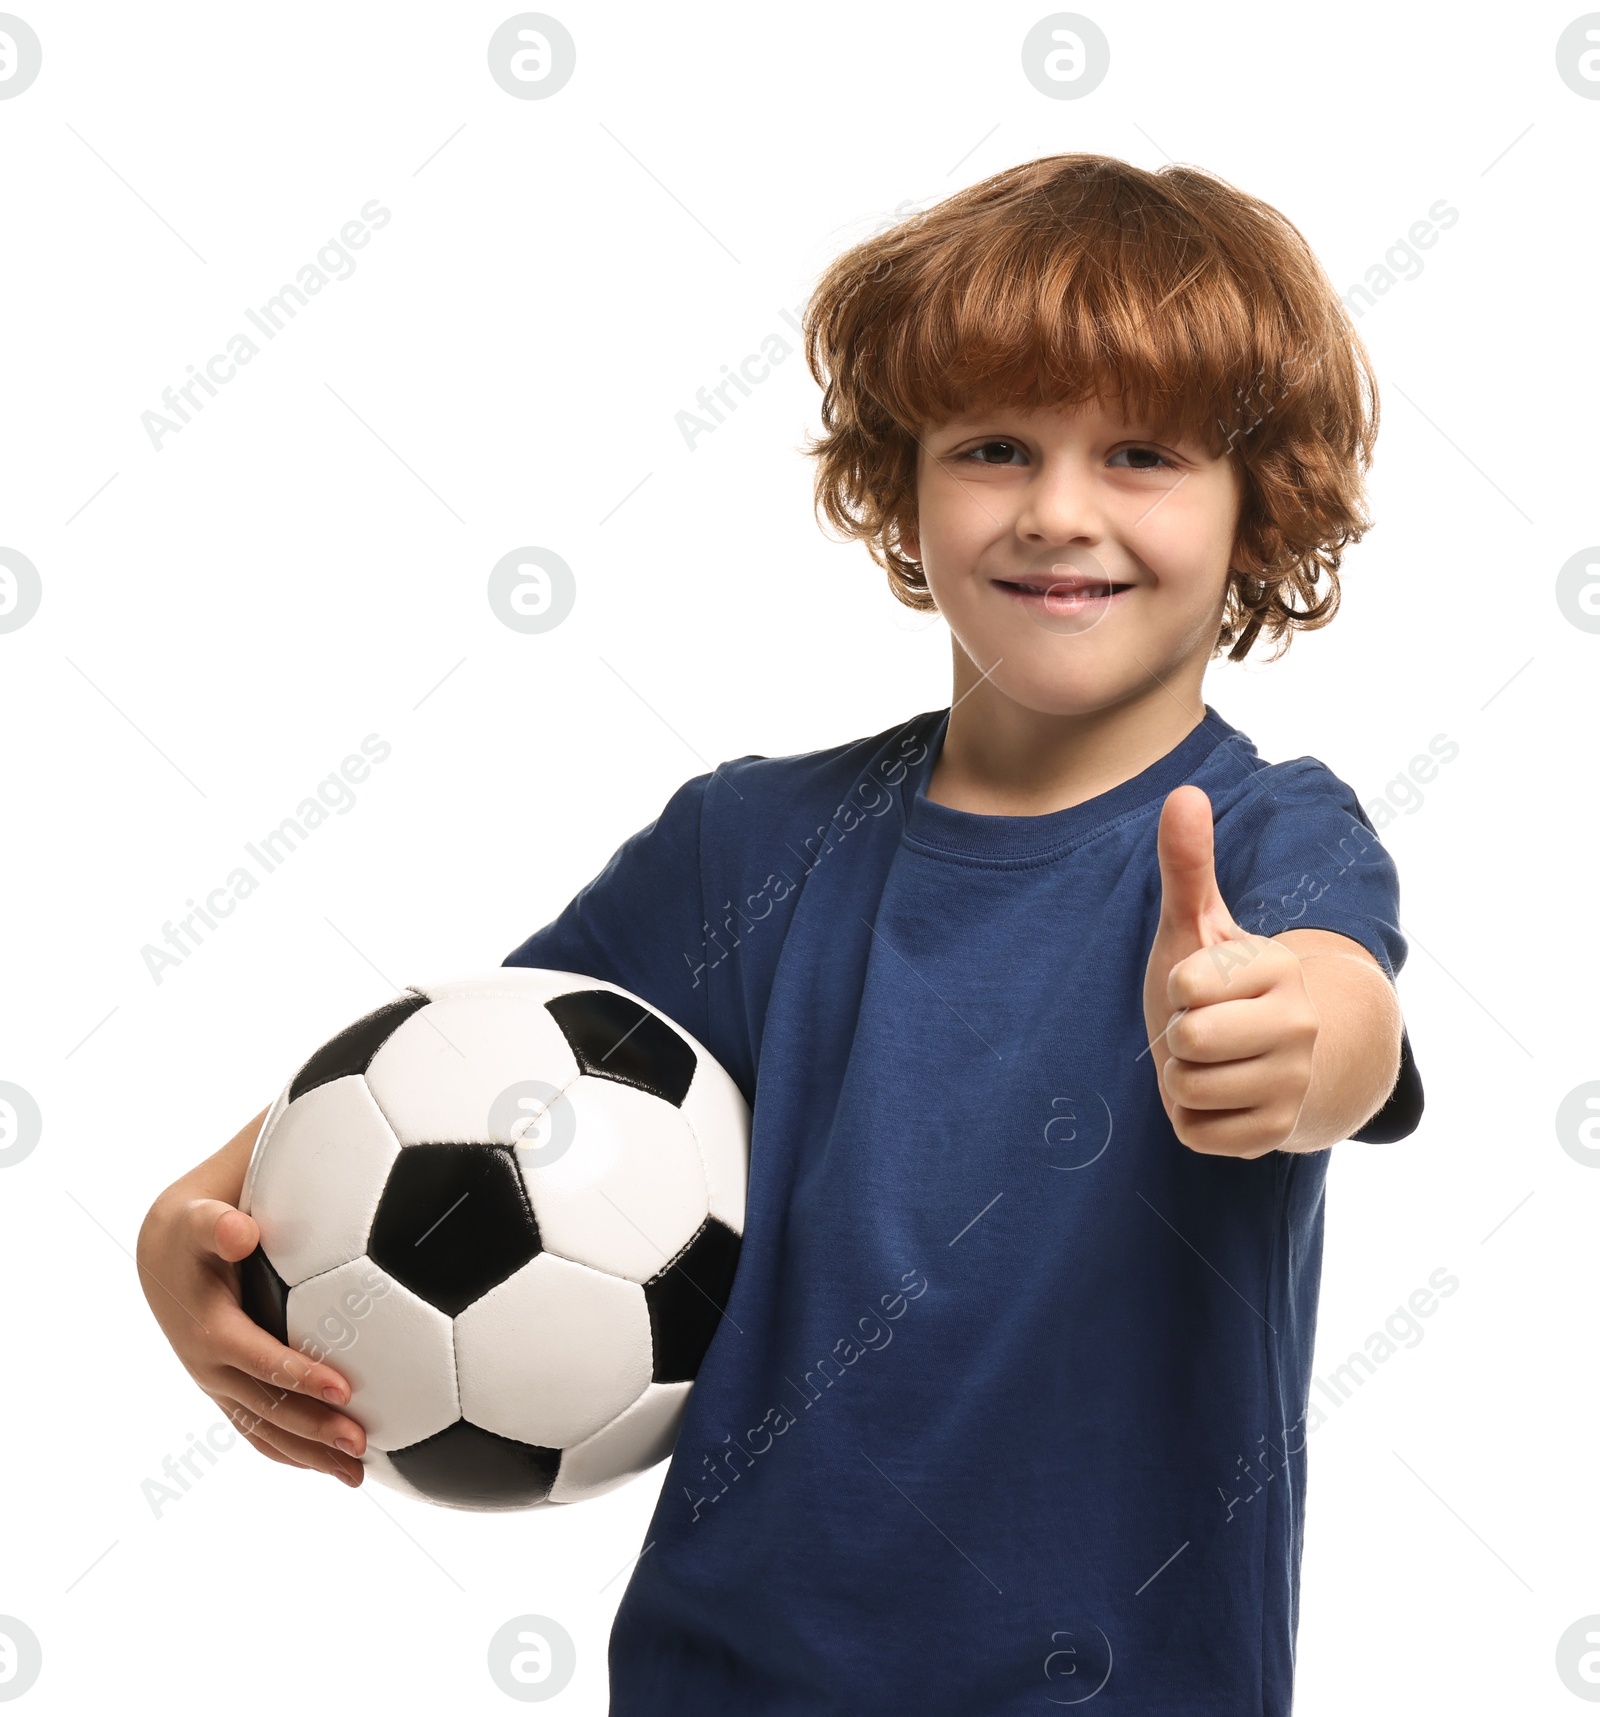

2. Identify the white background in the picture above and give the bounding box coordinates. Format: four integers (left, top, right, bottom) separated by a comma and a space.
1, 1, 1595, 1711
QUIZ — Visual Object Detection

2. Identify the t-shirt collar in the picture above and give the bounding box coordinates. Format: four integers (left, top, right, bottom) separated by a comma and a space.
901, 703, 1238, 862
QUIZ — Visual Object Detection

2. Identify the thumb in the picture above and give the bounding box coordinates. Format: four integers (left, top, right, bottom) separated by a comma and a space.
1155, 785, 1237, 950
187, 1198, 260, 1264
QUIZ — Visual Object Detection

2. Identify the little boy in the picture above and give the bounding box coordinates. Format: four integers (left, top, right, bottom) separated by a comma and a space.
139, 153, 1422, 1713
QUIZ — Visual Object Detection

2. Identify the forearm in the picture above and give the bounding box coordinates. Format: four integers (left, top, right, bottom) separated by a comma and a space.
1279, 946, 1402, 1152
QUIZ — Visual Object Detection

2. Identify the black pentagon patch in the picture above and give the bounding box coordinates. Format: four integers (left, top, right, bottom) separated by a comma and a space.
388, 1420, 561, 1510
544, 988, 697, 1106
369, 1144, 539, 1316
238, 1245, 289, 1343
644, 1217, 742, 1383
290, 989, 430, 1102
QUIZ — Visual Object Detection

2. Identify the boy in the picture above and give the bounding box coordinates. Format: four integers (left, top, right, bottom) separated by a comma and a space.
139, 153, 1423, 1712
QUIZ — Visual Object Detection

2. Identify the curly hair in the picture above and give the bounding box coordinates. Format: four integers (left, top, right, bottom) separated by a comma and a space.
802, 154, 1379, 661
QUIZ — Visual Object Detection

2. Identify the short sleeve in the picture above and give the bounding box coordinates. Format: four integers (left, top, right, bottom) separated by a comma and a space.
1213, 758, 1424, 1144
502, 772, 712, 1050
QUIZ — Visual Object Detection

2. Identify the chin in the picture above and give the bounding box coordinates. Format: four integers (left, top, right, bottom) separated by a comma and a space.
983, 658, 1144, 720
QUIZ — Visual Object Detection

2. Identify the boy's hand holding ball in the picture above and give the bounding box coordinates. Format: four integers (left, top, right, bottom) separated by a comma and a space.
1141, 787, 1320, 1159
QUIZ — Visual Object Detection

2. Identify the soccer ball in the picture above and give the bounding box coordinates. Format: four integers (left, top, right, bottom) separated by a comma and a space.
235, 968, 749, 1510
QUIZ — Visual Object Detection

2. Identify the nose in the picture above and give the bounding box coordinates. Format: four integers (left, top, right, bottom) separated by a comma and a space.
1012, 453, 1107, 551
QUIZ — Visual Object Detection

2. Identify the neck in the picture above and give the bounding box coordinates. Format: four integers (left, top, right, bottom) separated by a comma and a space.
927, 652, 1208, 817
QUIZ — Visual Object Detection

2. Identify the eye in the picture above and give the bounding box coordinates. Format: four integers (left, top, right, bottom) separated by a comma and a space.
960, 439, 1028, 466
1108, 445, 1178, 471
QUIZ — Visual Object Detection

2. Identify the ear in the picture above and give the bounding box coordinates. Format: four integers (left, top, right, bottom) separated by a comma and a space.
898, 518, 920, 563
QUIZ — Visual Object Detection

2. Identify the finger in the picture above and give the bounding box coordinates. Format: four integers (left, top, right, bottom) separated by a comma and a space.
1163, 1052, 1272, 1113
1165, 996, 1288, 1064
247, 1422, 363, 1484
223, 1401, 364, 1483
219, 1370, 368, 1457
1171, 1104, 1281, 1159
237, 1425, 310, 1471
1155, 786, 1237, 947
206, 1286, 356, 1409
1167, 934, 1283, 1011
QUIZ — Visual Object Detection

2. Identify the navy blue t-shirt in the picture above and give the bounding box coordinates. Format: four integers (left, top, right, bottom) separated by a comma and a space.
503, 703, 1422, 1715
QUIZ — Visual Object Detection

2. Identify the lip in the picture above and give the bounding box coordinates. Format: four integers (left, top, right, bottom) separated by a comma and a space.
992, 577, 1135, 612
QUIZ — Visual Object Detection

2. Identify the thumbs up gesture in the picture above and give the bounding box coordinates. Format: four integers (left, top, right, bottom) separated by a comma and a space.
1140, 786, 1320, 1158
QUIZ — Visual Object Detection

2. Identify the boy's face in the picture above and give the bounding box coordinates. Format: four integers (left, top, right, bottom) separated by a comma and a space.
906, 397, 1242, 717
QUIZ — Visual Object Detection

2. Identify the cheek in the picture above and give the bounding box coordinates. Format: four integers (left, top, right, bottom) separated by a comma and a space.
1138, 525, 1220, 583
1130, 495, 1238, 591
915, 488, 987, 580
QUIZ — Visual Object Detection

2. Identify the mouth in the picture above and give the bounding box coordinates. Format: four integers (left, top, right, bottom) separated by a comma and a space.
992, 575, 1135, 611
